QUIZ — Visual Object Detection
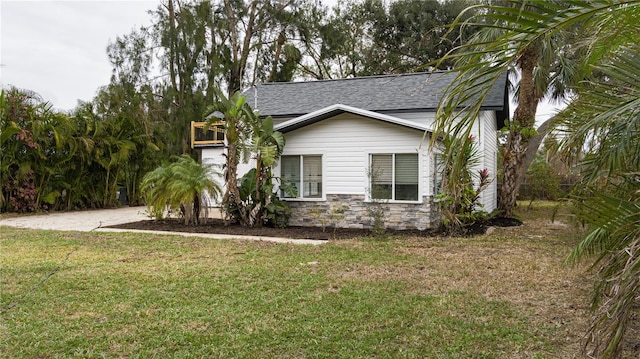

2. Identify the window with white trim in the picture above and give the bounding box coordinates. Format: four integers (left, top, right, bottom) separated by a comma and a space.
370, 153, 419, 201
281, 155, 322, 199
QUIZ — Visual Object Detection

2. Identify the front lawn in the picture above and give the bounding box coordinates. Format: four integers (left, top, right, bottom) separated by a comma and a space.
1, 202, 594, 358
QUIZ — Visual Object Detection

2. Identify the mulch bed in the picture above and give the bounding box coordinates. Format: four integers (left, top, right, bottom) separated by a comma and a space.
107, 218, 437, 240
106, 216, 522, 240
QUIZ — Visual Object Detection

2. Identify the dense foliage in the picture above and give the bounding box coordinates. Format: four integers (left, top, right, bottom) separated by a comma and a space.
205, 91, 288, 227
0, 87, 162, 212
431, 0, 586, 217
3, 0, 473, 216
106, 0, 480, 156
297, 0, 476, 79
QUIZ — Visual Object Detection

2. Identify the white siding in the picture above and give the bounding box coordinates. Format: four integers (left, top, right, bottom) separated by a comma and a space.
201, 147, 255, 206
275, 113, 431, 199
480, 111, 498, 212
387, 111, 436, 129
392, 109, 499, 212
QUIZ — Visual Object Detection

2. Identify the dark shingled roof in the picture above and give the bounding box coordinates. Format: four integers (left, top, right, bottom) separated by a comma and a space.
244, 71, 509, 127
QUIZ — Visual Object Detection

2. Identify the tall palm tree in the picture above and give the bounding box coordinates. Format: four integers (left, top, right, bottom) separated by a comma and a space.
248, 115, 285, 225
431, 1, 639, 357
432, 0, 585, 217
204, 89, 258, 226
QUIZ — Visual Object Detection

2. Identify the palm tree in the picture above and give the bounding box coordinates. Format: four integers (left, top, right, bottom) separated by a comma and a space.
0, 87, 78, 212
140, 154, 221, 225
431, 1, 639, 357
204, 89, 258, 226
432, 1, 585, 217
248, 115, 285, 225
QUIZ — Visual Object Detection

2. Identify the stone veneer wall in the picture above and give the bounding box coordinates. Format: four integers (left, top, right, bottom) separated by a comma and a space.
286, 194, 439, 230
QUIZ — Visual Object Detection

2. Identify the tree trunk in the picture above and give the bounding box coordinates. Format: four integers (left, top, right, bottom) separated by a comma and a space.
517, 116, 556, 187
498, 44, 540, 217
167, 0, 178, 94
268, 31, 286, 82
224, 140, 249, 226
499, 132, 525, 217
193, 192, 200, 225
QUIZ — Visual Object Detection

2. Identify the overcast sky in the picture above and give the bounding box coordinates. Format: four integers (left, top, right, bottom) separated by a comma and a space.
2, 0, 561, 119
1, 0, 157, 111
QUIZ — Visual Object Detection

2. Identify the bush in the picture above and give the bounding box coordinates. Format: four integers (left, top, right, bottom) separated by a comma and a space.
437, 134, 491, 234
140, 155, 221, 225
226, 168, 291, 227
519, 155, 562, 201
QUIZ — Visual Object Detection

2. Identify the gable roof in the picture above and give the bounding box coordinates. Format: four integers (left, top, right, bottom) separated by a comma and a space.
274, 104, 430, 134
244, 71, 509, 127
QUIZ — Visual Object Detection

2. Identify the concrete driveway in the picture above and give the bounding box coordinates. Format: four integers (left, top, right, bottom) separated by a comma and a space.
0, 206, 149, 231
0, 207, 325, 245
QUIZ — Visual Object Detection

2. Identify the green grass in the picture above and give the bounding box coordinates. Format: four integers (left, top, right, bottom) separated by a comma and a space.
1, 203, 591, 358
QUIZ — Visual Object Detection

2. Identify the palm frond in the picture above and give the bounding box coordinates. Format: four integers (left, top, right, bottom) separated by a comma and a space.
583, 235, 640, 358
433, 0, 640, 149
568, 192, 640, 263
141, 154, 221, 224
559, 44, 640, 184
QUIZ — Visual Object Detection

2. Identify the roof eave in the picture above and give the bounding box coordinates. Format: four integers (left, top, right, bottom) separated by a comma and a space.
274, 104, 431, 134
270, 107, 507, 130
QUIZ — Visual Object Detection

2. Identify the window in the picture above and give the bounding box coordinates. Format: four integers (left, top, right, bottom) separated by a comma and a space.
281, 155, 322, 199
370, 153, 419, 201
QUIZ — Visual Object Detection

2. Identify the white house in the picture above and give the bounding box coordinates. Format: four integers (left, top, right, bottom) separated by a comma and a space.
194, 71, 509, 230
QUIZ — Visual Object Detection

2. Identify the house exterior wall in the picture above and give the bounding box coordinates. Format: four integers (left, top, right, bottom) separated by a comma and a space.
199, 108, 499, 227
392, 110, 498, 213
275, 113, 436, 230
386, 111, 436, 128
287, 194, 438, 230
276, 113, 430, 196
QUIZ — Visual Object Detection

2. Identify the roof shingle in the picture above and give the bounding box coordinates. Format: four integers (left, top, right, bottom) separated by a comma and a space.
244, 71, 509, 123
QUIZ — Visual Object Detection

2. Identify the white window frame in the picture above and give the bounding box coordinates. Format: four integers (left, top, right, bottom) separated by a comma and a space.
368, 153, 420, 203
280, 155, 324, 201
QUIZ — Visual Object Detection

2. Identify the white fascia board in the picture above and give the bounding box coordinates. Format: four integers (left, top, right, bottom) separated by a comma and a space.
274, 104, 430, 133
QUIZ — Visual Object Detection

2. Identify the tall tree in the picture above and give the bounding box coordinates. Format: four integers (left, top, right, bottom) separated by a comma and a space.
204, 90, 258, 226
109, 0, 303, 156
218, 0, 302, 94
297, 0, 478, 79
431, 0, 583, 217
370, 0, 476, 73
149, 0, 216, 153
89, 81, 162, 206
